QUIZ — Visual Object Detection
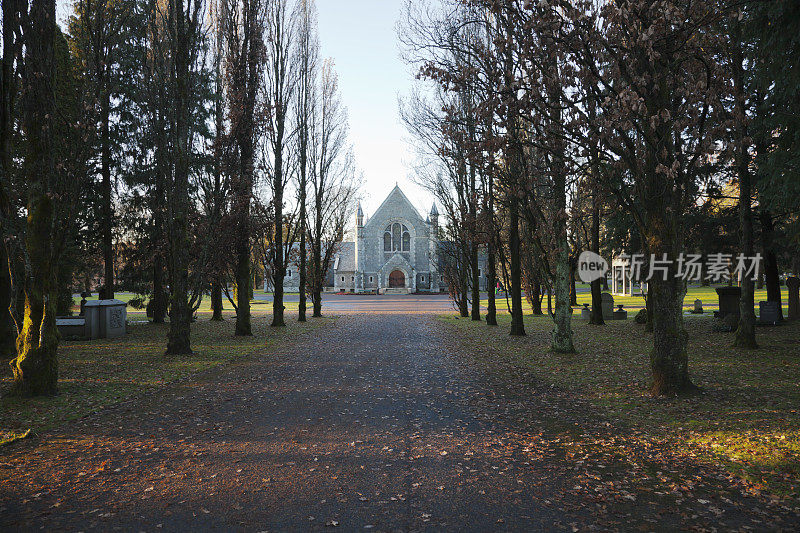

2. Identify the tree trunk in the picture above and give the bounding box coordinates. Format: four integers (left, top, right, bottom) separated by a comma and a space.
645, 209, 692, 394
151, 246, 167, 326
649, 274, 692, 395
0, 236, 14, 361
298, 144, 307, 322
234, 230, 251, 335
732, 27, 757, 348
569, 264, 577, 307
312, 210, 323, 317
210, 279, 223, 321
165, 0, 192, 355
486, 242, 497, 326
12, 0, 59, 395
233, 128, 253, 334
508, 194, 525, 335
459, 250, 469, 317
101, 89, 114, 299
589, 186, 604, 325
552, 185, 575, 352
0, 0, 17, 361
759, 210, 782, 321
14, 197, 59, 395
209, 28, 224, 324
470, 242, 480, 321
531, 276, 543, 315
151, 162, 167, 324
485, 169, 498, 326
272, 162, 286, 327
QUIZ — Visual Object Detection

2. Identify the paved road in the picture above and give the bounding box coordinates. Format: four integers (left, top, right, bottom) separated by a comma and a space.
2, 308, 795, 531
2, 314, 574, 531
255, 293, 461, 314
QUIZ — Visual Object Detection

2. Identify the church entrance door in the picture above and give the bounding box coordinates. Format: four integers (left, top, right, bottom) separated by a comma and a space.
389, 270, 405, 288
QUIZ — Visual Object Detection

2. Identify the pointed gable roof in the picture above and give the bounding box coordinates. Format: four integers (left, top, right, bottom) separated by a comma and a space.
364, 185, 425, 230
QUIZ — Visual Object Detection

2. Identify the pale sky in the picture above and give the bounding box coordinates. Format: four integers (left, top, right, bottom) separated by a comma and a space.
316, 0, 431, 218
56, 0, 434, 220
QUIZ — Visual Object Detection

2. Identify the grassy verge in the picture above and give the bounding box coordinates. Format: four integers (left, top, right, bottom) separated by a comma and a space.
77, 292, 301, 319
1, 310, 330, 437
441, 312, 800, 498
486, 285, 790, 313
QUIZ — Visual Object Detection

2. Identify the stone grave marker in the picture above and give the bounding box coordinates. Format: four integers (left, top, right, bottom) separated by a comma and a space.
758, 301, 781, 326
601, 292, 615, 320
715, 286, 741, 319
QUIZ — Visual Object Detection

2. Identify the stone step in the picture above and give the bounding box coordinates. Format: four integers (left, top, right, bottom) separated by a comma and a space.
383, 288, 411, 295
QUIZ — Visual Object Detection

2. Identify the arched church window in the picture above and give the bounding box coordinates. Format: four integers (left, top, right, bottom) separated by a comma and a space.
392, 223, 401, 251
385, 223, 411, 252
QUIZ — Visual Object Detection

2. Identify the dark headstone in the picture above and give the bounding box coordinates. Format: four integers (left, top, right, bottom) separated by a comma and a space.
601, 292, 614, 320
690, 299, 703, 314
787, 277, 799, 321
613, 304, 628, 320
759, 301, 781, 326
715, 286, 741, 319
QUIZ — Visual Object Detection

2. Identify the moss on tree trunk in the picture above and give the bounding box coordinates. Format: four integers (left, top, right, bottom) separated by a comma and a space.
551, 172, 575, 354
165, 0, 193, 355
648, 275, 695, 395
13, 195, 59, 396
12, 0, 60, 395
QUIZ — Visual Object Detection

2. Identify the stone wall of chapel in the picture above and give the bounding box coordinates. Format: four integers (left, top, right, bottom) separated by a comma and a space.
361, 194, 433, 277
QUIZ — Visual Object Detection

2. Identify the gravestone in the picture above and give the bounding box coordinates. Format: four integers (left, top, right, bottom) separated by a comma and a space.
690, 299, 703, 314
601, 292, 615, 320
84, 299, 128, 339
715, 286, 741, 319
56, 317, 87, 340
759, 301, 781, 326
613, 304, 628, 320
580, 303, 591, 320
787, 277, 799, 321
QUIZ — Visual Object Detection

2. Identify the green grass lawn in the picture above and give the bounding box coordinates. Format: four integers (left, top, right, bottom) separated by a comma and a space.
1, 309, 329, 441
486, 285, 791, 314
77, 291, 301, 319
441, 312, 800, 498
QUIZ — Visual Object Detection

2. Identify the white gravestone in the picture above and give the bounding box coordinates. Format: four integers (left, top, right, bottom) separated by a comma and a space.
84, 299, 128, 339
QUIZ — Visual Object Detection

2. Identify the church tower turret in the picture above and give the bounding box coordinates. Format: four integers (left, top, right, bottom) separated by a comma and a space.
429, 203, 440, 292
355, 202, 365, 291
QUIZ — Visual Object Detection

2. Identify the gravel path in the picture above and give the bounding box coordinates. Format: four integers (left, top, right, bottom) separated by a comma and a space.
1, 312, 797, 531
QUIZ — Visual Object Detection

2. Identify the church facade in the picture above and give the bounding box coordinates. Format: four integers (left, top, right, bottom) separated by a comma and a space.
275, 185, 486, 294
332, 185, 441, 293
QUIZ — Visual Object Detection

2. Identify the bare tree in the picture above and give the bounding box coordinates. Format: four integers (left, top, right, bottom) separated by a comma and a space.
308, 61, 358, 317
292, 0, 319, 322
263, 0, 296, 327
11, 0, 60, 394
0, 0, 22, 361
165, 0, 205, 355
222, 0, 265, 336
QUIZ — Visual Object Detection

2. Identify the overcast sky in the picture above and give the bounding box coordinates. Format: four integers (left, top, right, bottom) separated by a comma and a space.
55, 0, 434, 220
